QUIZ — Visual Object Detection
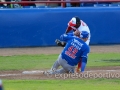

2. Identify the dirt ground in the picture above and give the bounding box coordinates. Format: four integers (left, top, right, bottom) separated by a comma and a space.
0, 45, 120, 79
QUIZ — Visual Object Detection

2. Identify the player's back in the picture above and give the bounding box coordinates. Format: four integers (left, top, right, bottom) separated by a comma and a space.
61, 37, 89, 66
79, 20, 90, 32
78, 20, 90, 45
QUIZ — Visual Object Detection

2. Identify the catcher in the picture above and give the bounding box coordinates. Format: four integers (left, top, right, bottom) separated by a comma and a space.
55, 16, 91, 73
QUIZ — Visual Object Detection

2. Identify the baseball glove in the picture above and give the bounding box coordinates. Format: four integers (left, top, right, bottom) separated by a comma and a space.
55, 39, 66, 47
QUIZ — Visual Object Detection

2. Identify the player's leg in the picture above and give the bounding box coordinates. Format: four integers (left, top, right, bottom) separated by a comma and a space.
52, 63, 75, 74
50, 54, 75, 74
58, 54, 75, 73
48, 55, 71, 74
50, 54, 62, 71
51, 60, 60, 71
53, 68, 66, 74
44, 55, 61, 75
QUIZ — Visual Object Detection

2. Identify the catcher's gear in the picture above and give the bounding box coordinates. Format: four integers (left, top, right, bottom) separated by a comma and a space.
55, 39, 66, 47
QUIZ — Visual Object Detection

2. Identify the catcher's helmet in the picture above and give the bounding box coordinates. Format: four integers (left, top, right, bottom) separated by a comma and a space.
68, 16, 81, 27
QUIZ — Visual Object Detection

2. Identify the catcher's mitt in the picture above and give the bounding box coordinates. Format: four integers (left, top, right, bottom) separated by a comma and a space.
55, 39, 66, 47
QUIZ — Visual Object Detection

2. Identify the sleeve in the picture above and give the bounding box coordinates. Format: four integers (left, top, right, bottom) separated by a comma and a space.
81, 57, 87, 72
65, 25, 77, 33
80, 46, 90, 72
81, 46, 90, 58
67, 32, 74, 36
60, 33, 74, 42
65, 26, 73, 34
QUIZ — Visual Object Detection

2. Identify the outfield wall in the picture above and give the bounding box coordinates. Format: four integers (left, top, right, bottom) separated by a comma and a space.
0, 7, 120, 47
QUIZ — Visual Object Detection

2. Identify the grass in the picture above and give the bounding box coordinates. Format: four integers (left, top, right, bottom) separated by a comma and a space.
3, 79, 120, 90
88, 53, 120, 67
0, 54, 58, 70
0, 52, 120, 90
0, 53, 120, 70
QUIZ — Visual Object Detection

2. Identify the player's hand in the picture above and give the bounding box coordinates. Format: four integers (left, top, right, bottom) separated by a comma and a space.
76, 68, 80, 73
55, 39, 66, 47
74, 30, 80, 37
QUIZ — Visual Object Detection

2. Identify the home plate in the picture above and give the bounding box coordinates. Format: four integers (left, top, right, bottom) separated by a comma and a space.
22, 70, 44, 74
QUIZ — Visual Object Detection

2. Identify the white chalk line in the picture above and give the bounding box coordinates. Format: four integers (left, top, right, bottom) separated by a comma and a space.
0, 70, 44, 77
22, 70, 44, 74
0, 70, 120, 77
0, 74, 21, 77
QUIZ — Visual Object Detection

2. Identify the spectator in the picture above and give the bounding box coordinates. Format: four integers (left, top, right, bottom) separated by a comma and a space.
1, 0, 22, 8
48, 0, 61, 7
65, 0, 80, 7
35, 0, 61, 8
97, 2, 111, 4
0, 0, 7, 8
5, 0, 11, 8
35, 0, 47, 7
112, 2, 120, 4
80, 2, 96, 7
21, 0, 36, 7
65, 0, 71, 7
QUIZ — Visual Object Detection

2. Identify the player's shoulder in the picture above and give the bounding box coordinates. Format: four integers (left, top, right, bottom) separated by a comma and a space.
83, 43, 90, 52
78, 26, 90, 34
80, 40, 89, 50
78, 26, 89, 31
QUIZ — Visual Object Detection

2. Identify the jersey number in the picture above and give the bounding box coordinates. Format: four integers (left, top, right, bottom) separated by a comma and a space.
65, 46, 78, 59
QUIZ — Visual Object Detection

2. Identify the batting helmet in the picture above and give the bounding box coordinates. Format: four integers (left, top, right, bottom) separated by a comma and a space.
80, 31, 89, 39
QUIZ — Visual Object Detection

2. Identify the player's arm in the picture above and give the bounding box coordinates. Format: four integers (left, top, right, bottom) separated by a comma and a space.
55, 39, 66, 47
55, 21, 77, 47
55, 33, 74, 47
55, 26, 72, 47
81, 57, 87, 72
65, 26, 73, 34
55, 30, 79, 47
60, 33, 74, 42
79, 46, 90, 73
65, 26, 77, 33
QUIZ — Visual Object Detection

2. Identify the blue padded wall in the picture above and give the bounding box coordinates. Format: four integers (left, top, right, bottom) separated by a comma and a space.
0, 7, 120, 47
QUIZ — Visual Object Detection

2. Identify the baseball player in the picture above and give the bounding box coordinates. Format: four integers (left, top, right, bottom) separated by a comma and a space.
56, 16, 91, 46
55, 16, 91, 73
47, 31, 90, 74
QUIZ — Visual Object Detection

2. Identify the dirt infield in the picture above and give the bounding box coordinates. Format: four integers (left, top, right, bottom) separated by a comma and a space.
0, 45, 120, 79
0, 45, 120, 56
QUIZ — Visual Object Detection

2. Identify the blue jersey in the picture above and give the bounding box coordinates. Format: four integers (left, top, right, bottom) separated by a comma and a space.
60, 33, 90, 66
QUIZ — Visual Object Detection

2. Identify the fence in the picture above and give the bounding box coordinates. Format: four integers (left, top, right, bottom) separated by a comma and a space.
0, 7, 120, 47
0, 0, 120, 7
